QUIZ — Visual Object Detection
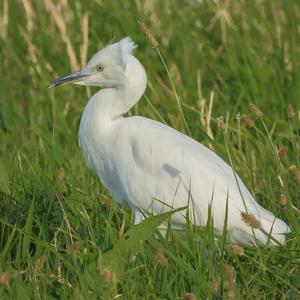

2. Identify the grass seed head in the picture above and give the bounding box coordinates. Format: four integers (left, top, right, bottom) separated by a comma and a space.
224, 264, 235, 299
101, 268, 117, 284
0, 272, 9, 287
34, 255, 46, 273
67, 241, 81, 255
287, 104, 295, 119
249, 103, 263, 118
138, 21, 159, 48
183, 292, 197, 300
211, 278, 218, 295
279, 193, 287, 207
232, 244, 245, 256
241, 212, 261, 228
288, 165, 300, 185
217, 116, 226, 131
241, 114, 255, 128
155, 248, 168, 267
58, 167, 65, 180
277, 145, 288, 159
101, 269, 110, 283
251, 287, 258, 297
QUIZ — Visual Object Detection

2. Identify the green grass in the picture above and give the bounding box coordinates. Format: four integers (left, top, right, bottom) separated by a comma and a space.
0, 0, 300, 298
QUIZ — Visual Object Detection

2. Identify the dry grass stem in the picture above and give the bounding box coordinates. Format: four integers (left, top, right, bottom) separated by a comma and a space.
118, 217, 126, 238
19, 29, 40, 75
241, 212, 261, 228
80, 12, 89, 67
44, 0, 79, 71
0, 0, 8, 40
235, 112, 242, 152
249, 103, 263, 118
21, 1, 38, 75
22, 0, 35, 32
138, 21, 159, 48
208, 0, 233, 43
199, 94, 215, 140
206, 92, 215, 139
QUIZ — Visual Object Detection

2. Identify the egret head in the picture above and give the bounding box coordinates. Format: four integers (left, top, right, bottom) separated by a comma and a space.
48, 37, 138, 89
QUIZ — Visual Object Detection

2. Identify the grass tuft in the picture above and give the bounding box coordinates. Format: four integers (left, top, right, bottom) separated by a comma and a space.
0, 0, 299, 298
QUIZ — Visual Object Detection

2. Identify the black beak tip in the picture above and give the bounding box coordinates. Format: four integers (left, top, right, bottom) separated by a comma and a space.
48, 82, 55, 89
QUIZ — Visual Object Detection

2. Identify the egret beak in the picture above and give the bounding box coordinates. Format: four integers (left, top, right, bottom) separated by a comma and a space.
48, 70, 89, 88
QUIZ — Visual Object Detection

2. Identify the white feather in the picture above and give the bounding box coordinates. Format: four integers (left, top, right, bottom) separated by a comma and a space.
76, 37, 290, 246
119, 36, 137, 57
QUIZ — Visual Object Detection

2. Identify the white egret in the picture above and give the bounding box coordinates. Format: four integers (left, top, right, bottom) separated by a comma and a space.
48, 37, 290, 246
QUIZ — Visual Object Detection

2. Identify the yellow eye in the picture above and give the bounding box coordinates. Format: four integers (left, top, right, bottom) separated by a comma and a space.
96, 65, 104, 72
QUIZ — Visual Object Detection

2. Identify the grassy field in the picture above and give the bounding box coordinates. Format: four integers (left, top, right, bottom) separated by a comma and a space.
0, 0, 300, 298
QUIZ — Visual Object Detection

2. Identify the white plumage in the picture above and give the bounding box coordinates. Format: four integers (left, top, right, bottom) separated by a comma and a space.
49, 37, 290, 246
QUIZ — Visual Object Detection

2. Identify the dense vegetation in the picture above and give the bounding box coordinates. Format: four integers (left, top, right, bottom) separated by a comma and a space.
0, 0, 299, 298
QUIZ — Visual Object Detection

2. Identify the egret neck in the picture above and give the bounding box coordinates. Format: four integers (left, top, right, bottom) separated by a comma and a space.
85, 55, 147, 125
78, 54, 147, 173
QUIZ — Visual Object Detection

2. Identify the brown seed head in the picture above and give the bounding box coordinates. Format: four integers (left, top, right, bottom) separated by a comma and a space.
288, 165, 300, 185
217, 116, 226, 131
224, 264, 234, 279
138, 21, 159, 48
241, 212, 261, 228
67, 241, 81, 255
241, 114, 255, 128
0, 272, 9, 287
224, 264, 235, 299
183, 292, 197, 300
289, 165, 300, 185
279, 193, 287, 207
101, 268, 117, 284
231, 244, 245, 256
251, 287, 258, 297
249, 103, 263, 118
34, 255, 46, 273
277, 145, 288, 159
58, 167, 65, 180
100, 269, 113, 283
101, 269, 110, 283
287, 104, 295, 119
155, 248, 168, 267
211, 278, 218, 295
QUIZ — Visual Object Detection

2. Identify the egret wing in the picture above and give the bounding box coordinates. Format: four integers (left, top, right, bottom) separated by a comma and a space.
120, 117, 289, 245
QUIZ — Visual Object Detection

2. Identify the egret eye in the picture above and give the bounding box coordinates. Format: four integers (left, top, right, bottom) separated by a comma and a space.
96, 65, 104, 72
